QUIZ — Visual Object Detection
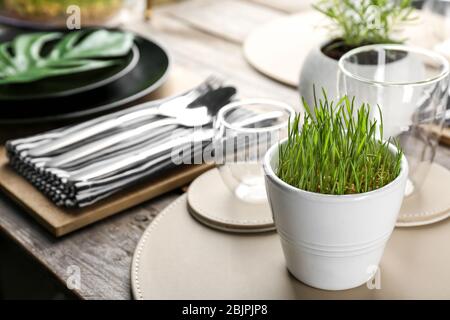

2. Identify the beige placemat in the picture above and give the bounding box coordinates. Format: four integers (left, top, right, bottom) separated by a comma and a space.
397, 163, 450, 227
243, 10, 427, 87
187, 168, 274, 232
0, 68, 214, 237
244, 11, 327, 87
132, 194, 450, 299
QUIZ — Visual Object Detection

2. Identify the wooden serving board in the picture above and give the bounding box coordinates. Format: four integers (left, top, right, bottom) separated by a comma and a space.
0, 148, 212, 237
0, 67, 214, 237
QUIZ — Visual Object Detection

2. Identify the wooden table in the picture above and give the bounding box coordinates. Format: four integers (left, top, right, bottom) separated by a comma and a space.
0, 0, 449, 300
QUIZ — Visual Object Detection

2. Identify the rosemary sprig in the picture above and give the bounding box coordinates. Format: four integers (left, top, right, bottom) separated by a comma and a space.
313, 0, 416, 47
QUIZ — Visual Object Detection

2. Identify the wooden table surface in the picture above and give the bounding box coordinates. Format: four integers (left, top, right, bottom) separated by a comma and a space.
0, 0, 449, 300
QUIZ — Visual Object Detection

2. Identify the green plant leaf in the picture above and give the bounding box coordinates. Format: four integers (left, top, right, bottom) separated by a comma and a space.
63, 30, 134, 59
313, 0, 416, 47
49, 31, 84, 60
0, 29, 134, 85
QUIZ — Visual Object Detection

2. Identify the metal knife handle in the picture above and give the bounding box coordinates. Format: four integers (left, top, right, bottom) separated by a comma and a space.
6, 102, 158, 154
53, 125, 180, 170
68, 129, 213, 182
8, 76, 222, 157
26, 80, 219, 158
27, 108, 164, 158
45, 117, 177, 168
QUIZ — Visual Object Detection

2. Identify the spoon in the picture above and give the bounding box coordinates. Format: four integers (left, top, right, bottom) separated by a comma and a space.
26, 76, 222, 158
64, 108, 282, 183
45, 86, 237, 168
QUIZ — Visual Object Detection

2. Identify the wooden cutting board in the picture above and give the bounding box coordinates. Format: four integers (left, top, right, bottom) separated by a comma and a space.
0, 67, 214, 237
0, 148, 212, 237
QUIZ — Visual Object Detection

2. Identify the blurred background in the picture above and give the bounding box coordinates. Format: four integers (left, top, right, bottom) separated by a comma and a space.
0, 0, 179, 28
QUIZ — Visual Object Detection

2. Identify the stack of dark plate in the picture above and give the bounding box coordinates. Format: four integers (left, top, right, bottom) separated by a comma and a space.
0, 27, 170, 122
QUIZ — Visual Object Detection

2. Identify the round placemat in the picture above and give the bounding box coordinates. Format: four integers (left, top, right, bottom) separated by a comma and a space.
243, 11, 328, 87
243, 10, 427, 87
131, 194, 450, 299
396, 163, 450, 227
187, 168, 274, 233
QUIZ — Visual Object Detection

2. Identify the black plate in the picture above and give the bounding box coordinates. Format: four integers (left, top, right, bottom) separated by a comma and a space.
0, 30, 170, 122
0, 44, 140, 100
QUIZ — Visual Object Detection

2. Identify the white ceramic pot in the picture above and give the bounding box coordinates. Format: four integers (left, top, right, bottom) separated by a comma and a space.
263, 139, 409, 290
298, 41, 340, 107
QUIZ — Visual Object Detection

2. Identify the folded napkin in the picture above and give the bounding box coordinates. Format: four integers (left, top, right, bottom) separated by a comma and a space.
6, 79, 237, 208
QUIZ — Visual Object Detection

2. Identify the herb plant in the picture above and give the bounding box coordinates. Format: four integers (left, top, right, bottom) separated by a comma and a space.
277, 89, 403, 195
313, 0, 416, 48
0, 29, 134, 84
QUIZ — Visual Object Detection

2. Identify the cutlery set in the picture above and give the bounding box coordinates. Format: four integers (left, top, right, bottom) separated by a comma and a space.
6, 77, 240, 208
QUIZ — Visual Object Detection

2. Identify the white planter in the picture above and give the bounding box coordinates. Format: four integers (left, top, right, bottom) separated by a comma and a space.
298, 41, 339, 107
263, 139, 409, 290
298, 42, 425, 138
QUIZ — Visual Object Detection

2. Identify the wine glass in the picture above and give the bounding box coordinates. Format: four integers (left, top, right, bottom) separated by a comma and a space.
213, 99, 295, 204
338, 44, 449, 196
